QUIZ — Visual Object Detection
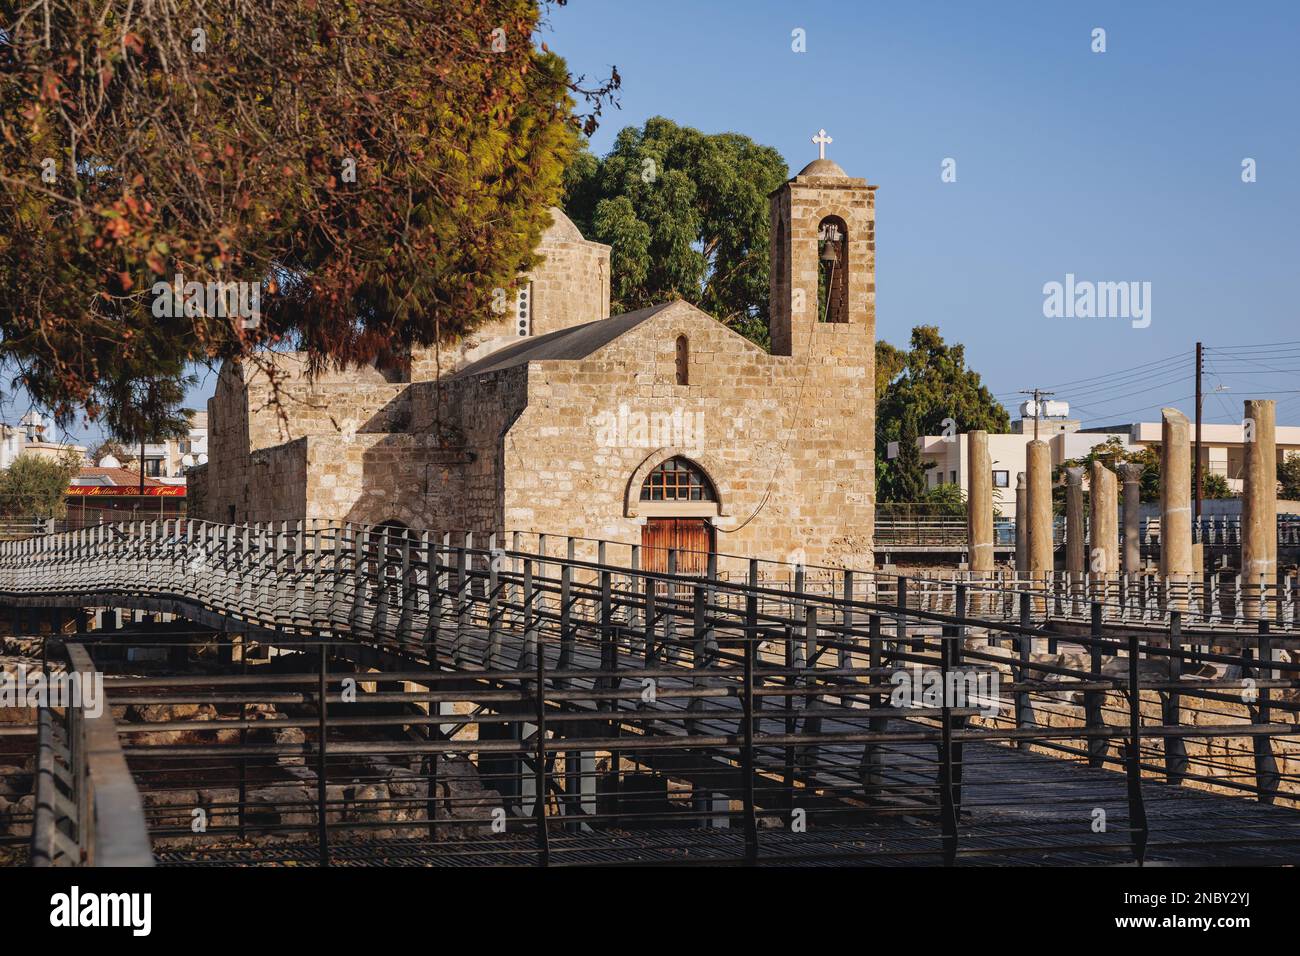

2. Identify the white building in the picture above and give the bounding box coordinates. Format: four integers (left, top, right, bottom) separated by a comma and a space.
0, 411, 88, 470
122, 410, 209, 485
894, 401, 1300, 513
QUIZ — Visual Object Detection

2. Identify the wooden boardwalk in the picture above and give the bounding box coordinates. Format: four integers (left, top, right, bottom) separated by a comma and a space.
6, 518, 1300, 866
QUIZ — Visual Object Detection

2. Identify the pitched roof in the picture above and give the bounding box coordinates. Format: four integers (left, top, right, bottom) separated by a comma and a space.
451, 302, 678, 380
72, 467, 165, 488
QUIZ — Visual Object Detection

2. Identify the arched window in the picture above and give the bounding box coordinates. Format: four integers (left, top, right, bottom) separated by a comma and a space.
640, 457, 716, 502
773, 215, 787, 304
817, 216, 848, 323
675, 335, 689, 385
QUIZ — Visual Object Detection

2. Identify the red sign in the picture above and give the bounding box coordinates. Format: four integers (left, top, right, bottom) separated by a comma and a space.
67, 485, 186, 497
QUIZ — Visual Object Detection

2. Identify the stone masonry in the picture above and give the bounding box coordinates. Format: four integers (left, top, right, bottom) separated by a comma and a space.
193, 156, 878, 569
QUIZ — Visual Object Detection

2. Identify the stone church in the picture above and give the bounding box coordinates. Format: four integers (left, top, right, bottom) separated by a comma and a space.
191, 151, 877, 568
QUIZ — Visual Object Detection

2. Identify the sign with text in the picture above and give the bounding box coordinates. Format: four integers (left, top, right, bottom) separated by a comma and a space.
67, 485, 185, 497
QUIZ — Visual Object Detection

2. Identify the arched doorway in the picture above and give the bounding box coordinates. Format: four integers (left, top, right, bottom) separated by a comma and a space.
638, 457, 716, 575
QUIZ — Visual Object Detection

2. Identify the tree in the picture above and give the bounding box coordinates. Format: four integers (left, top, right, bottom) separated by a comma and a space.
0, 452, 81, 518
1202, 472, 1232, 500
1057, 436, 1160, 504
1280, 452, 1300, 501
876, 326, 1009, 502
887, 405, 929, 503
563, 117, 788, 346
920, 480, 966, 517
0, 1, 618, 426
875, 341, 907, 402
102, 369, 194, 488
101, 365, 196, 449
89, 439, 133, 467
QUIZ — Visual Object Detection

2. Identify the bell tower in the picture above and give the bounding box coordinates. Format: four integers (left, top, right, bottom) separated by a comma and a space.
768, 131, 876, 356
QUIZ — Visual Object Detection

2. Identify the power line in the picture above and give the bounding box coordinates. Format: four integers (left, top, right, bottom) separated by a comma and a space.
1017, 387, 1055, 441
1034, 365, 1194, 409
1208, 339, 1300, 351
1069, 394, 1199, 426
993, 351, 1187, 397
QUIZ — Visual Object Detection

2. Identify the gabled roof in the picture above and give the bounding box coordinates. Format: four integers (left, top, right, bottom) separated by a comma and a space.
72, 467, 165, 488
451, 302, 679, 379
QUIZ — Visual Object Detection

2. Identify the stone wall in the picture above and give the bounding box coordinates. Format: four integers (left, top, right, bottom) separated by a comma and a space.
269, 368, 531, 533
410, 208, 610, 379
200, 357, 411, 523
769, 162, 876, 360
495, 300, 873, 568
197, 176, 876, 568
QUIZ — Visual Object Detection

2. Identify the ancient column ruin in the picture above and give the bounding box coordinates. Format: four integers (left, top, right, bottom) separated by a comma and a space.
1120, 462, 1144, 575
967, 430, 994, 575
1089, 461, 1118, 580
1026, 441, 1053, 581
1015, 472, 1028, 576
1160, 408, 1194, 606
1241, 399, 1278, 621
1065, 466, 1085, 585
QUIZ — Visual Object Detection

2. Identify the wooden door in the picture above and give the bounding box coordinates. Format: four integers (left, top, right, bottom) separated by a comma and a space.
641, 518, 713, 575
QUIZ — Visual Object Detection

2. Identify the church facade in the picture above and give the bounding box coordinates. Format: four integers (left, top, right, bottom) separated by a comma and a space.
190, 154, 877, 568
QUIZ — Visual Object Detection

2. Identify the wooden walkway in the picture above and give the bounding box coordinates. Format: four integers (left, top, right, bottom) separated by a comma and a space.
6, 518, 1300, 866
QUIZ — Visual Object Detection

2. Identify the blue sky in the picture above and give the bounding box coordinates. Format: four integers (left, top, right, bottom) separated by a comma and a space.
31, 0, 1300, 449
545, 0, 1300, 428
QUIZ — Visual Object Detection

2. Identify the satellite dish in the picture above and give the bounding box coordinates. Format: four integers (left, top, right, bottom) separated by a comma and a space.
98, 454, 121, 468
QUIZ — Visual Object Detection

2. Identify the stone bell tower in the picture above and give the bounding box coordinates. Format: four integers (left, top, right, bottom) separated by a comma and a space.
765, 131, 877, 568
768, 130, 877, 357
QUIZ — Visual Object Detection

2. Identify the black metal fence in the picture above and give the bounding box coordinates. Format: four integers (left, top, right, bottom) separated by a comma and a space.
5, 521, 1295, 866
2, 520, 1300, 866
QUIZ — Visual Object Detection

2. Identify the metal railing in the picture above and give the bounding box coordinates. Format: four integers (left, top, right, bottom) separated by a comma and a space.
0, 517, 55, 541
29, 644, 153, 867
2, 518, 1299, 865
872, 514, 1300, 551
74, 551, 1300, 866
875, 517, 1017, 548
1, 517, 1297, 639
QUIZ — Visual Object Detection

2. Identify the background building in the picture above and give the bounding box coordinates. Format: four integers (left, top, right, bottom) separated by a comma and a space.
66, 466, 185, 526
897, 401, 1300, 513
133, 410, 209, 486
0, 411, 87, 470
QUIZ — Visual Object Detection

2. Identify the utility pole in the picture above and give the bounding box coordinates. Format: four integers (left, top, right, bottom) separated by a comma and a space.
1194, 342, 1203, 522
1019, 388, 1056, 441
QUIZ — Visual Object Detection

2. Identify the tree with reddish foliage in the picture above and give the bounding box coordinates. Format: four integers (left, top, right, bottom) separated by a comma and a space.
0, 1, 617, 425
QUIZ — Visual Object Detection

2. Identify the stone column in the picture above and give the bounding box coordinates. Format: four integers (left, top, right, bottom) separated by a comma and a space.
967, 431, 994, 574
1065, 467, 1085, 583
1014, 472, 1027, 576
1089, 460, 1118, 577
1241, 399, 1278, 621
1160, 408, 1194, 606
1026, 441, 1053, 582
1106, 467, 1120, 571
1119, 462, 1144, 575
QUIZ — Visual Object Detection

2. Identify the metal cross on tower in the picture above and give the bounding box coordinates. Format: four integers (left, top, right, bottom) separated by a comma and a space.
812, 128, 833, 160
